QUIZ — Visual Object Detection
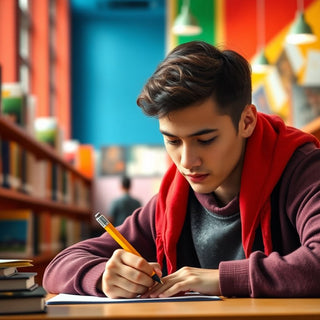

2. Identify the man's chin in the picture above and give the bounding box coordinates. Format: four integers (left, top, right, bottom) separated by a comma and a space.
189, 183, 215, 194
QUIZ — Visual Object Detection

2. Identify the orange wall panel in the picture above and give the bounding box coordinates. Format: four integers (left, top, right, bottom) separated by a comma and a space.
31, 0, 50, 117
56, 0, 71, 140
0, 0, 18, 82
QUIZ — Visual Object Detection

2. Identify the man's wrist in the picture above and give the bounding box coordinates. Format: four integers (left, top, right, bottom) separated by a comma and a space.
219, 259, 250, 297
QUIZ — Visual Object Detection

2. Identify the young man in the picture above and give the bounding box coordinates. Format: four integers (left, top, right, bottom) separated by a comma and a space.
43, 41, 320, 298
109, 175, 142, 226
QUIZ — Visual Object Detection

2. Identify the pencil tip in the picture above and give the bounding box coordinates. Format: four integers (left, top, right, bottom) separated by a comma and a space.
152, 274, 162, 284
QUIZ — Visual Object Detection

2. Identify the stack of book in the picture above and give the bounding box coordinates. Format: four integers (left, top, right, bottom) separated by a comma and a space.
0, 259, 47, 315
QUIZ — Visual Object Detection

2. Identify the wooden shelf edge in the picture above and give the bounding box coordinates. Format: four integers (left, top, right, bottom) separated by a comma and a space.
0, 187, 91, 217
0, 116, 91, 183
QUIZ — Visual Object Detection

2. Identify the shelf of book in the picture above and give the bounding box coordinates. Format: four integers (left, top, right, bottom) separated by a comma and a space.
0, 116, 91, 182
0, 115, 93, 285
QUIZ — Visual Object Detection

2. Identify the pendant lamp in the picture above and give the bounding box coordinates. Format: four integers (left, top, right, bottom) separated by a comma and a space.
286, 9, 317, 45
252, 48, 270, 73
172, 0, 202, 36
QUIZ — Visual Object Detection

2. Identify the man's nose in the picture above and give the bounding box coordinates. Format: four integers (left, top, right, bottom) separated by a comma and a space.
180, 145, 201, 169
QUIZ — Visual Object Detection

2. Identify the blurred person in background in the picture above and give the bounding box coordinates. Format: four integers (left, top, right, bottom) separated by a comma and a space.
109, 175, 142, 226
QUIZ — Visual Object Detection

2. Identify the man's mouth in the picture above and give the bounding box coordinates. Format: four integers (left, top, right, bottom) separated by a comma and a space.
185, 173, 209, 183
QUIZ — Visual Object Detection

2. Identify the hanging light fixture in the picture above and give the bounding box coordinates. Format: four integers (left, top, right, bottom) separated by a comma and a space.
252, 49, 270, 71
172, 0, 202, 36
252, 0, 271, 73
286, 0, 317, 45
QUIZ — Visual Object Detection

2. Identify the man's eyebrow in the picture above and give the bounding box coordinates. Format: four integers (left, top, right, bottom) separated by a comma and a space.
160, 128, 218, 138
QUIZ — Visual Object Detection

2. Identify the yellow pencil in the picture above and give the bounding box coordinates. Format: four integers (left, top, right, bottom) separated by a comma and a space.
95, 212, 162, 284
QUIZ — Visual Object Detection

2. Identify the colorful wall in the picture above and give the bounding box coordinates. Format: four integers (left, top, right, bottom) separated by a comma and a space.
71, 0, 319, 148
166, 0, 320, 128
167, 0, 316, 58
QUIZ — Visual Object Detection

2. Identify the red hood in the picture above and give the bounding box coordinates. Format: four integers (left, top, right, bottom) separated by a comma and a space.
155, 113, 319, 274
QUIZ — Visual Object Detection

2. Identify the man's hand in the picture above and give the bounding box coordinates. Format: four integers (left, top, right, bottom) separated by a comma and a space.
142, 266, 221, 298
101, 249, 162, 298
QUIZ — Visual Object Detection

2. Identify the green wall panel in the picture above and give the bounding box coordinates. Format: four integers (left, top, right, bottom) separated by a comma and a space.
177, 0, 215, 45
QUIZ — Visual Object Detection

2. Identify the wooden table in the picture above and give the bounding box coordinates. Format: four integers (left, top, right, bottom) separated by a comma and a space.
1, 296, 320, 320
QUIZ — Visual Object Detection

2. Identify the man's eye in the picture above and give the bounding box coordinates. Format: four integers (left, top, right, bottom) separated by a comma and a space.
166, 139, 180, 145
198, 137, 217, 145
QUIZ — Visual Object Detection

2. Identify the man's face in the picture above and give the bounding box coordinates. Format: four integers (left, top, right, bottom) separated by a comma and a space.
159, 98, 252, 204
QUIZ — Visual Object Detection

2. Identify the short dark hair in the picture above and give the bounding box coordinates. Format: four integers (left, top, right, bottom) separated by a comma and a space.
137, 41, 252, 129
121, 176, 131, 190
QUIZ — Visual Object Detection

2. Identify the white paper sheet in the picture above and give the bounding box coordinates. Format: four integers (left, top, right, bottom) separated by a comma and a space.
46, 292, 221, 304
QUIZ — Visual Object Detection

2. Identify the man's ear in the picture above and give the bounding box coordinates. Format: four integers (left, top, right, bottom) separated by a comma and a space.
239, 104, 257, 138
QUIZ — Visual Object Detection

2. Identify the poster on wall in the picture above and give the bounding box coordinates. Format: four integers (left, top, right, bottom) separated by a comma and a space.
100, 145, 126, 176
285, 48, 320, 128
291, 85, 320, 128
126, 145, 168, 177
252, 47, 320, 129
99, 145, 168, 177
302, 50, 320, 87
252, 85, 272, 115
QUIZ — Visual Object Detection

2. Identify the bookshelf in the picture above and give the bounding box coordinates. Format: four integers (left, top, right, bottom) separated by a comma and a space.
0, 115, 93, 284
0, 116, 89, 179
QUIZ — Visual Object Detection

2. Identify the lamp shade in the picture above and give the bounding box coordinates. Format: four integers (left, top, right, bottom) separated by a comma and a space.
252, 48, 271, 73
286, 11, 317, 45
172, 1, 202, 36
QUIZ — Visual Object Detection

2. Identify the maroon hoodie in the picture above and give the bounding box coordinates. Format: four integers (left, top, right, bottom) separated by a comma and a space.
43, 114, 320, 298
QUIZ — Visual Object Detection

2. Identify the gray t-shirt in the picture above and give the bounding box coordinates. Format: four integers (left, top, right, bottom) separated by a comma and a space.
176, 191, 263, 270
190, 194, 245, 268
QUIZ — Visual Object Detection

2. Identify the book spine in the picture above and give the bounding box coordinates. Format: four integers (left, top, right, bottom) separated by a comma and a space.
1, 139, 11, 189
0, 138, 2, 186
0, 210, 34, 258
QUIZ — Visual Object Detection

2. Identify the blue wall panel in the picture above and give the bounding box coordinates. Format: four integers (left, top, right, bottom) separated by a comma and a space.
71, 10, 165, 149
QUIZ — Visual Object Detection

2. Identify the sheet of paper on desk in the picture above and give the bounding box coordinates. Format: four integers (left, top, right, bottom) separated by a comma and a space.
46, 292, 221, 304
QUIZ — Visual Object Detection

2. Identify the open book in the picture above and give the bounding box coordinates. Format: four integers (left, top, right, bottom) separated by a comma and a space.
0, 259, 33, 268
46, 292, 221, 304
